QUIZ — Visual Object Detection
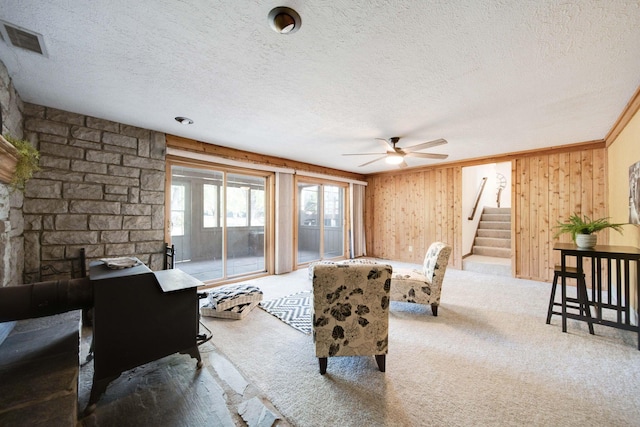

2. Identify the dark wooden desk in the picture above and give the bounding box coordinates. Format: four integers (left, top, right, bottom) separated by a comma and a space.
553, 243, 640, 349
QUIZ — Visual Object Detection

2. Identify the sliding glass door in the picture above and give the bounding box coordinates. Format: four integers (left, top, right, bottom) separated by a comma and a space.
226, 173, 266, 276
168, 164, 268, 283
297, 181, 346, 264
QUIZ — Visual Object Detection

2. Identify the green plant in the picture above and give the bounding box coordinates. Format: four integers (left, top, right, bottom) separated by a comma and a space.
4, 134, 40, 191
553, 213, 625, 241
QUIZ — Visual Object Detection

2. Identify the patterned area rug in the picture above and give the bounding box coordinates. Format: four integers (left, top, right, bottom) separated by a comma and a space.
259, 291, 311, 334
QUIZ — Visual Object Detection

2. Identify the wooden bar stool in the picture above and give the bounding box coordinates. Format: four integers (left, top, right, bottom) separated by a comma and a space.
546, 265, 586, 324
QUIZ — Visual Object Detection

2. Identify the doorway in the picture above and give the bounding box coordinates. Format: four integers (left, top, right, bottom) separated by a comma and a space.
461, 162, 513, 276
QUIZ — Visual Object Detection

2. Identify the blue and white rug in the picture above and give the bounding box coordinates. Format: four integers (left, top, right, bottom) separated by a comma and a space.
259, 291, 311, 334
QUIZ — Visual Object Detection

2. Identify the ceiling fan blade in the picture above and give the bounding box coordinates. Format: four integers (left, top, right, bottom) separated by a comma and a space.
358, 156, 387, 167
403, 138, 448, 153
398, 160, 408, 169
375, 138, 394, 151
342, 152, 386, 156
405, 152, 449, 160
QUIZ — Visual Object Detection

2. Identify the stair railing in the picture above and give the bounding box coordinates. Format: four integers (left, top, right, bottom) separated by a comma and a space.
468, 177, 487, 220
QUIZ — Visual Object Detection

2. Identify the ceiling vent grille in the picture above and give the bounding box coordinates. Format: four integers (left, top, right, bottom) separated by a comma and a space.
0, 20, 47, 56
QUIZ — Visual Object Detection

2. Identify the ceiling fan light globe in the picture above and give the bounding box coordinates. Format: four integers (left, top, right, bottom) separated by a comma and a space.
385, 155, 404, 165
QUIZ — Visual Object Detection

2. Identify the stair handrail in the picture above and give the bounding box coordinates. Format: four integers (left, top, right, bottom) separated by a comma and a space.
468, 177, 488, 220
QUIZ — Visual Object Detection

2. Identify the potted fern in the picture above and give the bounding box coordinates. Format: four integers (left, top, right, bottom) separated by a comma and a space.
0, 134, 40, 191
553, 214, 625, 248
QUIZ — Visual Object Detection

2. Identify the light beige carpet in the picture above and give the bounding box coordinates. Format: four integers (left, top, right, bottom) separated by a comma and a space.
202, 262, 640, 427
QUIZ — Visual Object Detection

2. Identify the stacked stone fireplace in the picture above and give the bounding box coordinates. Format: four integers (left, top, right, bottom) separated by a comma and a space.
0, 58, 171, 423
0, 60, 24, 293
1, 57, 171, 343
20, 103, 168, 281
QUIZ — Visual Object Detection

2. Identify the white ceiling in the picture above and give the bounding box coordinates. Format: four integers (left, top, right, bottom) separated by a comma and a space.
0, 1, 639, 174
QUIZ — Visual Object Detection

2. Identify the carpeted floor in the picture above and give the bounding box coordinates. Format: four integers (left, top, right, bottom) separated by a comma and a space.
201, 262, 640, 427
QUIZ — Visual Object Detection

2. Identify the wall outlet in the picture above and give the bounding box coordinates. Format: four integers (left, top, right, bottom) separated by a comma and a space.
408, 246, 413, 252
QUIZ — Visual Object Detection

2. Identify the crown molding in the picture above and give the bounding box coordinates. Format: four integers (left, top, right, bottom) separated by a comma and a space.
606, 84, 640, 147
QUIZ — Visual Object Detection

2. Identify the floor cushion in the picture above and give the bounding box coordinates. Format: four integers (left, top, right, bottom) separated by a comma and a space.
205, 284, 263, 311
200, 301, 260, 319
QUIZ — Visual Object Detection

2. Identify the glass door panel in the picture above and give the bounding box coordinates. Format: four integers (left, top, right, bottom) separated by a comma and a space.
170, 165, 223, 281
298, 183, 320, 263
225, 173, 266, 277
170, 182, 191, 262
297, 182, 346, 264
323, 185, 344, 258
169, 165, 267, 283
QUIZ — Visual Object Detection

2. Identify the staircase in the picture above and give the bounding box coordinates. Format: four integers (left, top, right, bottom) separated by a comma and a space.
473, 207, 511, 258
463, 207, 512, 276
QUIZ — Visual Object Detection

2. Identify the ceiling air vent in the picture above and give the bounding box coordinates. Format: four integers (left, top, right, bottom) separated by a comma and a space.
0, 20, 47, 56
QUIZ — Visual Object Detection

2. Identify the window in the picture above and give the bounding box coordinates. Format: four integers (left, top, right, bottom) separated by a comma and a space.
324, 185, 342, 227
300, 186, 319, 226
251, 188, 265, 226
170, 184, 185, 236
226, 185, 248, 227
203, 184, 218, 228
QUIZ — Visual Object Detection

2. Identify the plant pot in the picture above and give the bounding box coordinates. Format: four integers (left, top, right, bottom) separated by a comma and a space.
575, 233, 597, 249
0, 135, 19, 185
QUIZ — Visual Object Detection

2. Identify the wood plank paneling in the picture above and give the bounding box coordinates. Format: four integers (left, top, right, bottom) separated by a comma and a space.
365, 165, 463, 269
539, 156, 550, 281
517, 157, 531, 278
366, 146, 607, 281
548, 153, 561, 280
530, 156, 540, 278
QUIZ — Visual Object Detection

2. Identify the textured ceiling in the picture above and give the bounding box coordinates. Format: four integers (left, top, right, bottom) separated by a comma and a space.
0, 1, 639, 173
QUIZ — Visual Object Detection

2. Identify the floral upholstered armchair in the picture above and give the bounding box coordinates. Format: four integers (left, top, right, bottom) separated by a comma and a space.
312, 263, 393, 375
390, 241, 452, 316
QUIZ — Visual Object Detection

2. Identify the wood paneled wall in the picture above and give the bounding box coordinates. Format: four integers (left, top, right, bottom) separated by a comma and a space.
365, 144, 607, 282
365, 167, 463, 268
515, 148, 607, 281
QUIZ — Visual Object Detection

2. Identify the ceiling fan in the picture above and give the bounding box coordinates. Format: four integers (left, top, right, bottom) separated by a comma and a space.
343, 137, 449, 168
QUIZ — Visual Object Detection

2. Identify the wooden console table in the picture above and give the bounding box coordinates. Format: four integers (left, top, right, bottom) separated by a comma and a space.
553, 243, 640, 349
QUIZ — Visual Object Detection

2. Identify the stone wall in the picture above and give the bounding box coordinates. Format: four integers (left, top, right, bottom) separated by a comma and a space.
22, 103, 167, 282
0, 61, 24, 288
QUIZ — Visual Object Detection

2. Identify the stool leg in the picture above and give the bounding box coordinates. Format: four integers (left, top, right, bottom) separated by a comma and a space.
577, 276, 595, 335
546, 272, 559, 324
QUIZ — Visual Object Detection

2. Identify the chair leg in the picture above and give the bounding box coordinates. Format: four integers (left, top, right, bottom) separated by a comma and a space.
318, 357, 327, 375
430, 304, 438, 316
375, 354, 386, 372
546, 272, 559, 324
